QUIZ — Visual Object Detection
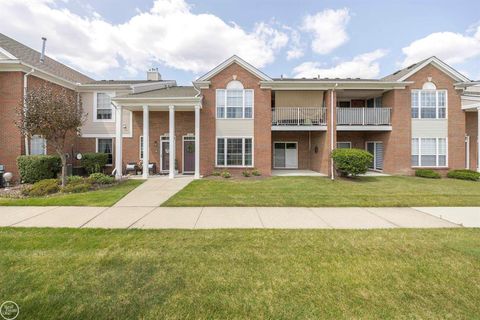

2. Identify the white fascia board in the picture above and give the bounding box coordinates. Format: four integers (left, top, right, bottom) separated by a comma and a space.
192, 80, 210, 89
260, 81, 411, 90
0, 47, 17, 59
397, 57, 470, 82
196, 55, 272, 82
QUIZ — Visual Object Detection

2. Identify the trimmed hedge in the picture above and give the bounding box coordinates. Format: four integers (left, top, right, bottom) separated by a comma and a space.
447, 169, 480, 181
331, 148, 373, 177
81, 153, 109, 174
88, 173, 114, 185
22, 179, 60, 197
415, 169, 441, 179
17, 155, 61, 183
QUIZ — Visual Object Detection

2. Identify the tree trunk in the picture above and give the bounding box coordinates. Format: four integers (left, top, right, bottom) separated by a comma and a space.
58, 151, 67, 187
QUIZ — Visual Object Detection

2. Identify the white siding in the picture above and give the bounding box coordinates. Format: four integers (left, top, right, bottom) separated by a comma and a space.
216, 119, 254, 136
411, 119, 448, 138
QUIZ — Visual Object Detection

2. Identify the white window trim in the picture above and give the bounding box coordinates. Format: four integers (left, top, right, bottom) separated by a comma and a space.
411, 137, 448, 168
411, 89, 448, 120
93, 91, 116, 123
30, 135, 47, 155
215, 136, 254, 168
336, 141, 352, 149
215, 88, 254, 120
95, 138, 114, 166
273, 141, 298, 169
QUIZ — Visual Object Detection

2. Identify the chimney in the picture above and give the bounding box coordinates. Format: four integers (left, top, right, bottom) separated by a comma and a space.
147, 68, 161, 81
40, 37, 47, 63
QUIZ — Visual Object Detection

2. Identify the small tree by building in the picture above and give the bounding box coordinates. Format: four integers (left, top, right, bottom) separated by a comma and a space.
17, 84, 85, 186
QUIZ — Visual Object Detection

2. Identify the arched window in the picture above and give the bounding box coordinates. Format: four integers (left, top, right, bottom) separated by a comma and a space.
216, 80, 254, 119
422, 81, 437, 90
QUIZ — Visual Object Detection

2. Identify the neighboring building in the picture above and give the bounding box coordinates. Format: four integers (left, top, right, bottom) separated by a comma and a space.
0, 33, 479, 181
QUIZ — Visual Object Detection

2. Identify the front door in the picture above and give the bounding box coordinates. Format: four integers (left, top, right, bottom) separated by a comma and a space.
274, 142, 298, 169
160, 140, 170, 172
183, 136, 195, 173
366, 141, 383, 171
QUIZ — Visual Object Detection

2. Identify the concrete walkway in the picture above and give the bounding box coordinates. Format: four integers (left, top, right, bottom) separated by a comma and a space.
1, 206, 478, 229
114, 176, 193, 207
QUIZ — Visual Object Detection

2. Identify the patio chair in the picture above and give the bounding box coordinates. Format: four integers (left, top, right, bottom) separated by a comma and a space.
148, 163, 156, 175
125, 162, 139, 175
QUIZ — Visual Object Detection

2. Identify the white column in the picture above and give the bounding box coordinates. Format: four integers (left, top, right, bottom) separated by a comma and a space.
169, 105, 175, 179
142, 105, 150, 179
114, 104, 123, 180
477, 108, 480, 172
194, 105, 201, 179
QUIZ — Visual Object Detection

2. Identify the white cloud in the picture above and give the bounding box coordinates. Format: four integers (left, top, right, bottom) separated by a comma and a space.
401, 27, 480, 67
301, 8, 350, 55
0, 0, 289, 76
284, 27, 304, 60
293, 49, 387, 79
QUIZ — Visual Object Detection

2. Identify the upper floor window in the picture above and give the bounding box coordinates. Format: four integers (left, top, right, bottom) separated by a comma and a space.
96, 92, 113, 121
411, 83, 447, 119
216, 80, 253, 119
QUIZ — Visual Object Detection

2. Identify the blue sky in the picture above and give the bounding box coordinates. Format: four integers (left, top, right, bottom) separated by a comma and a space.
1, 0, 479, 84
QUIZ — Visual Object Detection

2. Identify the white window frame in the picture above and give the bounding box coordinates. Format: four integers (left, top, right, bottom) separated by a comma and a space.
411, 89, 448, 119
215, 88, 254, 119
411, 137, 448, 168
215, 136, 254, 167
93, 91, 115, 123
30, 135, 47, 155
336, 141, 352, 149
96, 138, 114, 166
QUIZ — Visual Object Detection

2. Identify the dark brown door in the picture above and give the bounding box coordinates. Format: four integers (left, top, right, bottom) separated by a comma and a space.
183, 139, 195, 173
161, 141, 169, 172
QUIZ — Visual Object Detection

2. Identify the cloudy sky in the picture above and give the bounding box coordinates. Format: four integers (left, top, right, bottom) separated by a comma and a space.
1, 0, 479, 84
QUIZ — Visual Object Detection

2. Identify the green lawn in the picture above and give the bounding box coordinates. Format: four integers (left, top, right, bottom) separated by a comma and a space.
0, 180, 144, 206
0, 228, 478, 319
163, 176, 480, 207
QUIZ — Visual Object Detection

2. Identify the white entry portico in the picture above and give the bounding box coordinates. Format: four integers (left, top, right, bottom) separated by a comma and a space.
112, 87, 202, 179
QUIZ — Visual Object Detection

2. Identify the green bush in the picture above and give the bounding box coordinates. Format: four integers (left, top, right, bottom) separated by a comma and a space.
211, 171, 221, 177
22, 179, 60, 197
331, 148, 373, 177
252, 169, 261, 176
220, 170, 231, 179
62, 182, 92, 193
88, 173, 114, 185
81, 153, 109, 174
415, 169, 441, 179
447, 169, 480, 181
67, 175, 85, 185
17, 155, 61, 183
242, 170, 251, 177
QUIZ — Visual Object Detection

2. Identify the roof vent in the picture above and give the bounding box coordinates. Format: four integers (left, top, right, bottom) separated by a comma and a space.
40, 37, 47, 63
147, 68, 161, 81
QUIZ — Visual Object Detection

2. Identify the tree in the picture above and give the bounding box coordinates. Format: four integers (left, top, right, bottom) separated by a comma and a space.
17, 83, 85, 187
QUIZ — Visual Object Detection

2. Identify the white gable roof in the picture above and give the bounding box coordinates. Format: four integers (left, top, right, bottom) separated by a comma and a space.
397, 56, 470, 82
196, 55, 272, 81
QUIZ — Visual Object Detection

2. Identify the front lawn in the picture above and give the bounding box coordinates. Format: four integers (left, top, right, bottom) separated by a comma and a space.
0, 179, 143, 206
163, 176, 480, 207
0, 228, 478, 319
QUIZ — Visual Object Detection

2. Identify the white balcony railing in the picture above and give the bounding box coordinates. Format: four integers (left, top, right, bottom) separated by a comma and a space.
337, 108, 391, 126
272, 107, 327, 126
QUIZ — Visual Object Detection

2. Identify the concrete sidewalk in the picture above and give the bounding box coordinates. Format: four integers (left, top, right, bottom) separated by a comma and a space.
1, 206, 477, 229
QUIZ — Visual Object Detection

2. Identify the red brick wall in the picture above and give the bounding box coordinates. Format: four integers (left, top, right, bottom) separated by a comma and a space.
200, 62, 272, 176
466, 111, 478, 171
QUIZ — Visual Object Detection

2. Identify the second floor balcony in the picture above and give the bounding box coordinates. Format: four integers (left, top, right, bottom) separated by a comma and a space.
271, 107, 327, 130
337, 107, 392, 131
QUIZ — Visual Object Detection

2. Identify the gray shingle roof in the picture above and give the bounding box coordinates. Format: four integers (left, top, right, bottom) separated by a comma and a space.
381, 58, 430, 82
272, 78, 380, 81
0, 33, 93, 83
84, 80, 171, 85
126, 86, 198, 98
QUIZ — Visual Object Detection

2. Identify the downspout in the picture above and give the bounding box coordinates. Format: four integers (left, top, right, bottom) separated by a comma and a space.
330, 83, 338, 180
23, 68, 34, 155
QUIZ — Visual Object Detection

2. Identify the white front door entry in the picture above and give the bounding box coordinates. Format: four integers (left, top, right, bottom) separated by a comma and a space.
274, 142, 298, 169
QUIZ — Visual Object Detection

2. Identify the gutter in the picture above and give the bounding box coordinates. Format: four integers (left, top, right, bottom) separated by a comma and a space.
23, 68, 34, 155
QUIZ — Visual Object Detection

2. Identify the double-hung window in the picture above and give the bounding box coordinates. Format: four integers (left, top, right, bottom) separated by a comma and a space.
216, 137, 253, 167
97, 138, 113, 165
411, 89, 447, 119
216, 80, 253, 119
96, 92, 113, 121
411, 138, 447, 167
30, 135, 46, 155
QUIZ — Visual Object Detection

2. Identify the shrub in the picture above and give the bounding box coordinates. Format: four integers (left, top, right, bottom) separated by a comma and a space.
211, 171, 221, 176
220, 170, 231, 179
62, 182, 92, 193
88, 173, 115, 185
81, 153, 109, 174
22, 179, 60, 197
242, 170, 251, 177
17, 155, 61, 183
331, 148, 373, 177
67, 175, 84, 185
447, 169, 480, 181
415, 169, 441, 179
252, 169, 261, 176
